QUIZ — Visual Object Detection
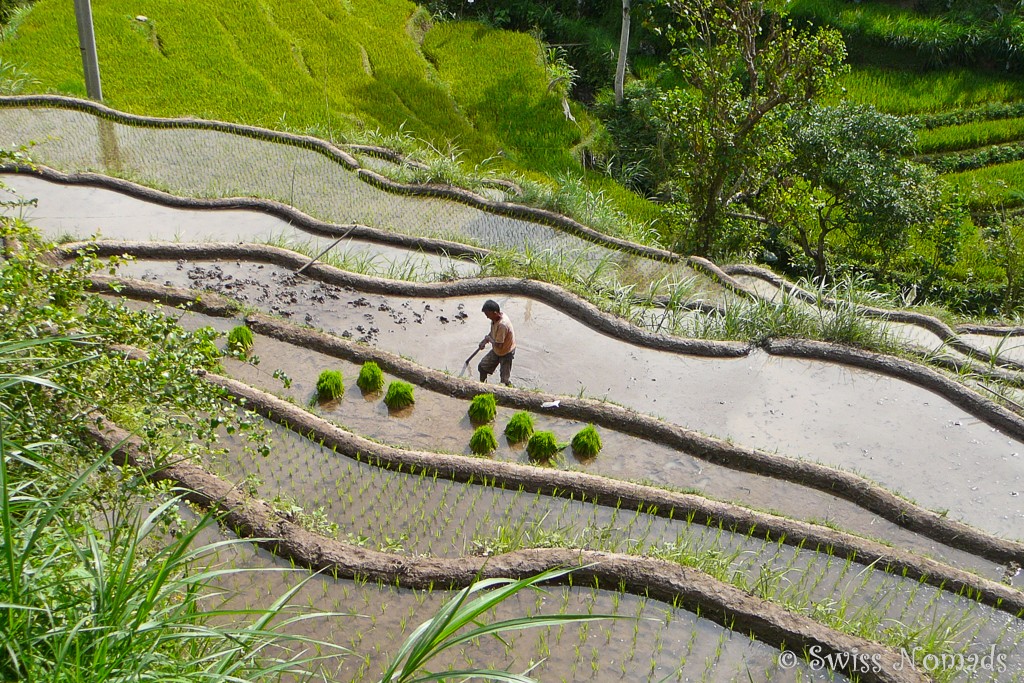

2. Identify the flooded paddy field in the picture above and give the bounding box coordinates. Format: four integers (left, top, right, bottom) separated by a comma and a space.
112, 257, 1024, 541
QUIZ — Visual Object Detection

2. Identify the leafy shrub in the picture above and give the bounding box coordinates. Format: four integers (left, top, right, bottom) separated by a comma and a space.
357, 361, 385, 393
227, 325, 254, 354
504, 411, 534, 443
526, 431, 562, 462
571, 424, 602, 458
315, 370, 344, 402
469, 425, 498, 455
384, 380, 415, 410
468, 393, 497, 424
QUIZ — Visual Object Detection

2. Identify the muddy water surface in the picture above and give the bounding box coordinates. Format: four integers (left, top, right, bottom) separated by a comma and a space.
228, 329, 1002, 577
113, 258, 1024, 540
2, 174, 477, 279
196, 514, 834, 683
0, 108, 727, 296
116, 296, 1006, 580
209, 420, 1024, 679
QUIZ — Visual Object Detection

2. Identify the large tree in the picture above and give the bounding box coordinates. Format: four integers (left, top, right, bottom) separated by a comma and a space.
651, 0, 846, 256
762, 103, 941, 282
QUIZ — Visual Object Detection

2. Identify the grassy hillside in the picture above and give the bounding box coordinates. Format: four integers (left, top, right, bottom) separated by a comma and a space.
0, 0, 586, 173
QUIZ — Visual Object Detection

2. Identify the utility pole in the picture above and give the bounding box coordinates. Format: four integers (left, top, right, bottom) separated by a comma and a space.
73, 0, 103, 101
614, 0, 630, 106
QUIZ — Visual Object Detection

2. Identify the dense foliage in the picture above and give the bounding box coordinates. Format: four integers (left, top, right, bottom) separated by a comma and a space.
0, 216, 329, 680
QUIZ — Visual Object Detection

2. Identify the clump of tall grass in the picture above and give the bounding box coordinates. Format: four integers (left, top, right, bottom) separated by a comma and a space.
384, 380, 416, 410
679, 278, 895, 351
468, 393, 497, 424
0, 58, 37, 95
315, 369, 345, 402
504, 411, 534, 443
357, 360, 385, 393
469, 425, 498, 455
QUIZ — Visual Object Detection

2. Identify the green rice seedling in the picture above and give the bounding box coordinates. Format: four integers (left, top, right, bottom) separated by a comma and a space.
526, 431, 564, 463
571, 425, 602, 459
503, 411, 534, 443
227, 324, 254, 355
356, 361, 385, 393
467, 393, 496, 424
315, 369, 345, 402
383, 380, 415, 410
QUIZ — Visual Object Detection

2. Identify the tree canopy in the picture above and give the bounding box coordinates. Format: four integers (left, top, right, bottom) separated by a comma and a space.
650, 0, 847, 256
762, 103, 942, 282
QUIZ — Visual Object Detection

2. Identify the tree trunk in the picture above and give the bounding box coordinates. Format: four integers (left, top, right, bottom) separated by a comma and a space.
614, 0, 631, 106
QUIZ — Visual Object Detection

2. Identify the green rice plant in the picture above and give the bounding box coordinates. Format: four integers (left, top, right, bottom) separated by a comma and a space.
316, 369, 345, 402
383, 380, 415, 410
503, 411, 534, 443
379, 566, 614, 683
467, 393, 496, 424
570, 425, 602, 459
227, 324, 254, 355
469, 425, 498, 456
917, 118, 1024, 155
356, 360, 385, 393
831, 63, 1024, 116
525, 431, 564, 463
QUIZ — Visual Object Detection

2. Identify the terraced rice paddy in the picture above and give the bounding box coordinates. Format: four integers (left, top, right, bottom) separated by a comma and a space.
5, 99, 1024, 680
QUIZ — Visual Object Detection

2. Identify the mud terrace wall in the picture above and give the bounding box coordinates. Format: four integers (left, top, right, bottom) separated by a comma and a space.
66, 241, 747, 358
80, 269, 1024, 616
66, 240, 1024, 554
87, 417, 926, 683
0, 95, 679, 262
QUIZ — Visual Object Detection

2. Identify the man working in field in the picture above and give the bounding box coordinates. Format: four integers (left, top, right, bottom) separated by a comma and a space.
478, 299, 516, 386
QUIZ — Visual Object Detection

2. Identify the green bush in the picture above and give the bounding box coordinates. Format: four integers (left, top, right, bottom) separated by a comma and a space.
469, 425, 498, 455
315, 370, 344, 402
227, 325, 254, 354
357, 361, 385, 393
468, 393, 497, 424
525, 431, 562, 462
384, 380, 415, 410
571, 424, 602, 458
504, 411, 534, 443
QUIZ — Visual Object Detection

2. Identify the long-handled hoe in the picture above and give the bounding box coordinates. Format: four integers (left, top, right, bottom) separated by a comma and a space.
459, 346, 482, 377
